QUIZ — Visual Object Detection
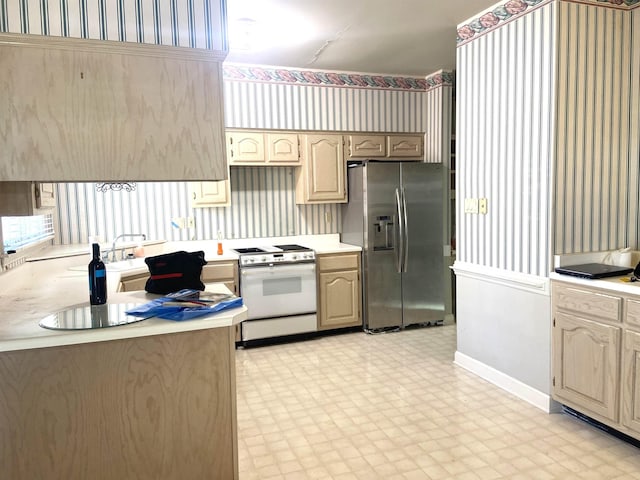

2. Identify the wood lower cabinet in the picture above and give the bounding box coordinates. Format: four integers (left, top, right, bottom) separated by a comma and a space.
202, 260, 239, 296
622, 330, 640, 435
296, 134, 347, 204
317, 252, 362, 330
551, 280, 640, 440
0, 326, 239, 479
553, 311, 621, 421
118, 272, 150, 292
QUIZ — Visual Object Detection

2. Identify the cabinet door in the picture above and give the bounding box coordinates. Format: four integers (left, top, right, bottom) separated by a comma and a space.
297, 134, 346, 203
202, 261, 238, 295
622, 330, 640, 435
2, 34, 227, 182
553, 312, 621, 421
267, 133, 300, 165
190, 180, 230, 207
35, 182, 56, 208
318, 269, 361, 330
118, 273, 149, 292
227, 131, 265, 164
387, 135, 424, 159
348, 135, 386, 158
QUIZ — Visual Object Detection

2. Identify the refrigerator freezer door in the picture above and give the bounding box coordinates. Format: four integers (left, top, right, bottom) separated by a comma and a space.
363, 163, 403, 331
401, 163, 445, 326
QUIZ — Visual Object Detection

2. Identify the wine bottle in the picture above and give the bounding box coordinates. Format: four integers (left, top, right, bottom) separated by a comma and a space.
89, 243, 107, 305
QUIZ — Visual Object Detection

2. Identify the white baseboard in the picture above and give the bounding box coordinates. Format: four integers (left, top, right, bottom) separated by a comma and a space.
454, 351, 562, 413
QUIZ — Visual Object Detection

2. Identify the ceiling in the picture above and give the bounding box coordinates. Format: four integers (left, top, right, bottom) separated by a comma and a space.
224, 0, 499, 77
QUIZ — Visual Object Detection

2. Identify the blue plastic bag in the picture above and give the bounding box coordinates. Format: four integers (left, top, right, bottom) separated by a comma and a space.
125, 295, 243, 321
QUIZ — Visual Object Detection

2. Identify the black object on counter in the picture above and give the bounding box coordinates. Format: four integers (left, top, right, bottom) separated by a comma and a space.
554, 263, 633, 279
88, 243, 107, 305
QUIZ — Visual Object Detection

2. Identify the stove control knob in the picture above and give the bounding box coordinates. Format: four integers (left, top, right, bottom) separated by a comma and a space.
261, 256, 267, 262
292, 254, 298, 260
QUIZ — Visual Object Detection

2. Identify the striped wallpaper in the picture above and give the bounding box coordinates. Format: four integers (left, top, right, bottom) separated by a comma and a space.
554, 1, 634, 254
456, 1, 556, 277
0, 0, 429, 244
0, 0, 226, 50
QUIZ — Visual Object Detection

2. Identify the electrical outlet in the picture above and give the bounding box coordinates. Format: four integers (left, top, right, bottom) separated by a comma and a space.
479, 198, 488, 214
464, 198, 479, 214
186, 216, 195, 228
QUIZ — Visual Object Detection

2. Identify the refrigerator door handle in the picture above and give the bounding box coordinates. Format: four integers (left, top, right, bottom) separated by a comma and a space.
395, 188, 404, 273
401, 187, 409, 273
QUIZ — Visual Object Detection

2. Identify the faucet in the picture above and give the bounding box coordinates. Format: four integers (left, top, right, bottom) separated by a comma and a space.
109, 233, 146, 262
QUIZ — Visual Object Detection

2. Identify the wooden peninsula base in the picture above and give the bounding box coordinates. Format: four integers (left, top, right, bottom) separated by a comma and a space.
0, 326, 238, 479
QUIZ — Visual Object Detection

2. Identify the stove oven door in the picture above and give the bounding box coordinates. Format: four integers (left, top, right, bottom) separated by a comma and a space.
240, 263, 317, 320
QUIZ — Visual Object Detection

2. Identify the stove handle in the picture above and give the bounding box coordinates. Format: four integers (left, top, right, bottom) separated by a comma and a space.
240, 264, 316, 276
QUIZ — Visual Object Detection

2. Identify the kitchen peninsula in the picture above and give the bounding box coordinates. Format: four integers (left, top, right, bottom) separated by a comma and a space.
0, 258, 248, 480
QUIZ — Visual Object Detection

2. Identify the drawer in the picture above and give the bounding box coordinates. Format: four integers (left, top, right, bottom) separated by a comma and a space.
626, 298, 640, 328
554, 284, 621, 323
318, 253, 359, 272
202, 262, 236, 282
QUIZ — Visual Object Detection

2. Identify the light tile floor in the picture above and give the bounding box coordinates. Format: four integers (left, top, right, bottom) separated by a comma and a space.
235, 325, 640, 479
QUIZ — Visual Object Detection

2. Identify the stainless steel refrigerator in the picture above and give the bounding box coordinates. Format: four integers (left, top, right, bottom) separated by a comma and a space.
342, 161, 445, 331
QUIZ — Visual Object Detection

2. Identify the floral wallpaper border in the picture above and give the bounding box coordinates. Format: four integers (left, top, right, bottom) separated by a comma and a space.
457, 0, 550, 46
457, 0, 640, 46
222, 64, 428, 91
425, 70, 454, 91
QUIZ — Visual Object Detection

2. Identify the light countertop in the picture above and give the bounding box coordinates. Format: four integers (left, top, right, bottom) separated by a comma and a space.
0, 234, 359, 353
550, 272, 640, 296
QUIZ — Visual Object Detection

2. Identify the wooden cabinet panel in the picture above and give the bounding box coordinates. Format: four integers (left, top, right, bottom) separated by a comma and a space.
0, 327, 238, 479
267, 133, 300, 164
622, 330, 640, 435
1, 33, 227, 182
317, 252, 362, 331
388, 135, 424, 158
227, 131, 265, 164
553, 284, 621, 322
227, 130, 300, 166
626, 298, 640, 329
553, 311, 621, 422
190, 180, 230, 208
118, 272, 149, 292
0, 181, 56, 216
348, 135, 386, 158
296, 134, 346, 204
202, 261, 239, 296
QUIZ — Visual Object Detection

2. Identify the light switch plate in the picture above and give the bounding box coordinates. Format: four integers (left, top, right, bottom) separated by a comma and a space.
464, 198, 479, 214
479, 198, 488, 214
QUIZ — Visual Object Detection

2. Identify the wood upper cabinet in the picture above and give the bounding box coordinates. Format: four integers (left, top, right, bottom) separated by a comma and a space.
388, 135, 424, 158
348, 135, 387, 158
317, 252, 362, 330
189, 180, 231, 208
0, 182, 56, 216
1, 33, 227, 182
227, 130, 300, 166
347, 134, 424, 160
296, 134, 347, 204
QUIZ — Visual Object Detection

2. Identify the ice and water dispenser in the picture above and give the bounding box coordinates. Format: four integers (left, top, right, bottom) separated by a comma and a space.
372, 215, 395, 251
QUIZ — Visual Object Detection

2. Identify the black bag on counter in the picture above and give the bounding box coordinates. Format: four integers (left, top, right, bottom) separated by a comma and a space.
144, 250, 206, 294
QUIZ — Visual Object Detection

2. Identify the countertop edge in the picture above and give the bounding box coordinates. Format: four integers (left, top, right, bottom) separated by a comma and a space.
549, 272, 640, 296
0, 306, 248, 353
